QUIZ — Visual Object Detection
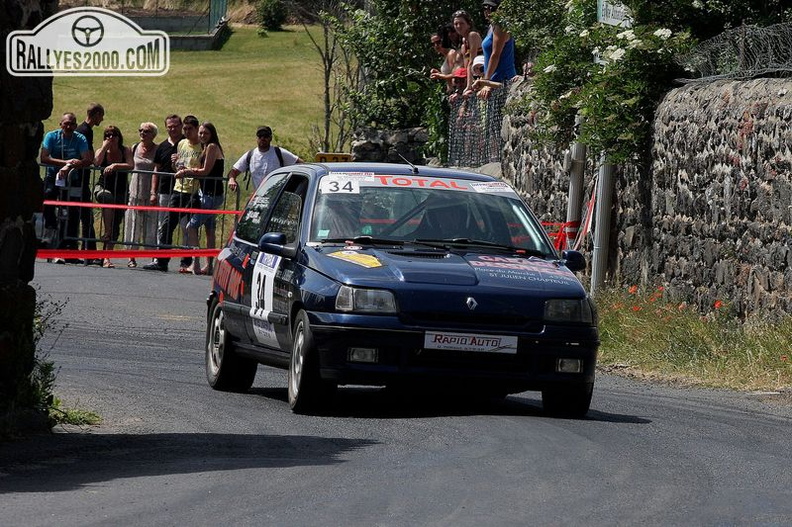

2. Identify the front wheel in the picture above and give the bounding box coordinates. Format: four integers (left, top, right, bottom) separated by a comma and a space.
206, 300, 257, 392
288, 310, 336, 413
542, 383, 593, 418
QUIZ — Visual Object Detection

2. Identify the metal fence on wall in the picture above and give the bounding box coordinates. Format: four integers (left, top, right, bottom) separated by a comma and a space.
447, 80, 511, 168
678, 22, 792, 82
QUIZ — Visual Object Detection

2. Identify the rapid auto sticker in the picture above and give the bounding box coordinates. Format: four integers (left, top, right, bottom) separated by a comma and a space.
250, 252, 282, 347
328, 250, 383, 268
468, 255, 578, 285
424, 331, 518, 354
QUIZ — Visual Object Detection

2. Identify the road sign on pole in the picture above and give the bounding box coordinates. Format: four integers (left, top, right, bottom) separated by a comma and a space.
597, 0, 633, 28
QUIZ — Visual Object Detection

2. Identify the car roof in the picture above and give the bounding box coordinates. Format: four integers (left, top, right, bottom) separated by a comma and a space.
294, 162, 498, 182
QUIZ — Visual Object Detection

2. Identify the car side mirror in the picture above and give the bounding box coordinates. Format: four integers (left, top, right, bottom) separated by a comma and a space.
561, 250, 586, 272
258, 232, 297, 258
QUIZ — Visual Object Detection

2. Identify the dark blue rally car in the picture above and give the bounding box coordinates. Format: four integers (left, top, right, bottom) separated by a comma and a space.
206, 163, 599, 416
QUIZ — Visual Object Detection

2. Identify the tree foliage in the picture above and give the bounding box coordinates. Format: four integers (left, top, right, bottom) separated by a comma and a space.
337, 0, 483, 129
257, 0, 288, 32
500, 0, 792, 164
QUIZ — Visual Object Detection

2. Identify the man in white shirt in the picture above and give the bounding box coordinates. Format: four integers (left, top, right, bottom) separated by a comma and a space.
227, 126, 303, 193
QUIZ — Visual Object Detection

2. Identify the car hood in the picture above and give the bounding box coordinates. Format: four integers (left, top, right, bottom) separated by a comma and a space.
308, 245, 585, 297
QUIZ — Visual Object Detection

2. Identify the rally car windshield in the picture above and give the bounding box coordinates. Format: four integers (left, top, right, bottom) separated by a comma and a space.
310, 173, 557, 257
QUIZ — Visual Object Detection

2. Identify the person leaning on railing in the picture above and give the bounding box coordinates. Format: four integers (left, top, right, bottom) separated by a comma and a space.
476, 0, 517, 100
93, 125, 134, 269
39, 112, 92, 263
177, 121, 225, 276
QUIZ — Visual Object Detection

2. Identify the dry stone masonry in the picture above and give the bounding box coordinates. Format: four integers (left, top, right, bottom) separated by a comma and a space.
500, 77, 792, 318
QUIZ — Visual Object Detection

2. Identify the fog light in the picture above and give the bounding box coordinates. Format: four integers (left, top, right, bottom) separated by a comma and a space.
348, 347, 378, 363
556, 358, 582, 373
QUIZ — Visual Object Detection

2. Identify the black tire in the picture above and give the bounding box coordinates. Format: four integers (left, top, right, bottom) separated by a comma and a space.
288, 310, 336, 413
205, 300, 257, 392
542, 383, 593, 418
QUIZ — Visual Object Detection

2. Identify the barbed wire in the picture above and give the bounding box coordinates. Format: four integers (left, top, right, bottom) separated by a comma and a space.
677, 22, 792, 83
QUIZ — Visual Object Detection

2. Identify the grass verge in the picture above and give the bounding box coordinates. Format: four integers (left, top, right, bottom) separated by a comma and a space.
597, 285, 792, 392
45, 24, 325, 162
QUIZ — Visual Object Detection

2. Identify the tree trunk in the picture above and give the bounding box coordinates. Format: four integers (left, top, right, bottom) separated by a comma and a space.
0, 0, 57, 432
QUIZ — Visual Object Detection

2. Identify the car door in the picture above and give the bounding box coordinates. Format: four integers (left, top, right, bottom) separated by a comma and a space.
220, 172, 289, 343
246, 173, 310, 353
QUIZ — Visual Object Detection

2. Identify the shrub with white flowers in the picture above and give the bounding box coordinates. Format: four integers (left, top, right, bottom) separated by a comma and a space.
496, 0, 792, 163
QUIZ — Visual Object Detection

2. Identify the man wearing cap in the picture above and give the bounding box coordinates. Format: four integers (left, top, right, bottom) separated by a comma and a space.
227, 126, 303, 193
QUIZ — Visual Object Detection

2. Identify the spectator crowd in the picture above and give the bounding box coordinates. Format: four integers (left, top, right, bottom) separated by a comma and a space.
40, 107, 302, 274
40, 0, 521, 271
428, 0, 526, 166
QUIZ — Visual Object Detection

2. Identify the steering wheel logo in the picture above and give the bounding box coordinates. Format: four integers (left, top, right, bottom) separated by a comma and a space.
71, 15, 104, 47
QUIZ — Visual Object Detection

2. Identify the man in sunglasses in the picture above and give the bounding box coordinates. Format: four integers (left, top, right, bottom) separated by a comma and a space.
144, 115, 202, 272
40, 112, 92, 262
226, 126, 302, 194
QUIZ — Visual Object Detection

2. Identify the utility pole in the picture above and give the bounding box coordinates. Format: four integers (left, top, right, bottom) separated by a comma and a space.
565, 115, 587, 249
590, 154, 615, 296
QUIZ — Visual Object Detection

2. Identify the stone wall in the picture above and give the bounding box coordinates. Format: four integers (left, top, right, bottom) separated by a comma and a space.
500, 77, 792, 318
350, 127, 428, 164
1, 0, 56, 431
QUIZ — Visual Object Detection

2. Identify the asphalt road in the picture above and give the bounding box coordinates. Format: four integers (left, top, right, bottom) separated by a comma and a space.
1, 261, 791, 526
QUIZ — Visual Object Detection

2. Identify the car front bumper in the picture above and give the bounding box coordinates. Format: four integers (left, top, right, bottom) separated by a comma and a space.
308, 311, 599, 392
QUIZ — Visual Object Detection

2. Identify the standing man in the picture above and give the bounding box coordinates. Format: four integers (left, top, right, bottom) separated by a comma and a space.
144, 115, 202, 272
227, 125, 303, 193
75, 102, 104, 264
150, 114, 184, 246
40, 112, 92, 263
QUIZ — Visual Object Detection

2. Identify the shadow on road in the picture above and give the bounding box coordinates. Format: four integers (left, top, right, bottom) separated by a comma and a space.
0, 432, 378, 493
250, 386, 651, 424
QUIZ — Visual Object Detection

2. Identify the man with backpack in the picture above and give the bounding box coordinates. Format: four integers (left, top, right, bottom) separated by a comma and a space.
226, 125, 302, 193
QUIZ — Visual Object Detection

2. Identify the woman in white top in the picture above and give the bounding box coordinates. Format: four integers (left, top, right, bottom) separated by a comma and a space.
124, 122, 159, 268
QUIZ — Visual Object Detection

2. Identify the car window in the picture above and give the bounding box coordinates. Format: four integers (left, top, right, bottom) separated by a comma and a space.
309, 174, 556, 254
266, 191, 302, 244
236, 173, 288, 244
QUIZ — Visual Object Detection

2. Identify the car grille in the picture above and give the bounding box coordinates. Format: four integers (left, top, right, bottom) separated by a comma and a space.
403, 311, 544, 333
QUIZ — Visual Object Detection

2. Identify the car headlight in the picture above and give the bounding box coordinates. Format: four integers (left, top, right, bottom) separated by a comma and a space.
544, 298, 594, 324
336, 285, 397, 314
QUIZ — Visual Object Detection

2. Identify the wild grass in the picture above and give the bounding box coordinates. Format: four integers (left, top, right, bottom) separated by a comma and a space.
597, 285, 792, 392
44, 24, 325, 162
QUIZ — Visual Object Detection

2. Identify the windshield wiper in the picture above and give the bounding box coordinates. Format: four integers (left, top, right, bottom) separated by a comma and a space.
321, 235, 405, 246
412, 238, 548, 257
